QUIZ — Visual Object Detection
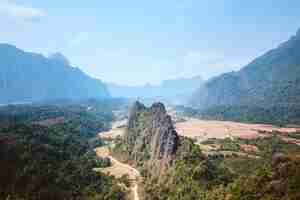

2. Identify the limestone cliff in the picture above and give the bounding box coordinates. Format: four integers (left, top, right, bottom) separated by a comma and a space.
121, 101, 179, 170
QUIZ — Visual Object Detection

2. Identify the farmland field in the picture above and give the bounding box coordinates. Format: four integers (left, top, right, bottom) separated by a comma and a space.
175, 119, 300, 142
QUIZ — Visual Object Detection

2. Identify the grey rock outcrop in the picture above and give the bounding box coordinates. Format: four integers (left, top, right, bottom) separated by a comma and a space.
123, 101, 179, 170
149, 103, 178, 162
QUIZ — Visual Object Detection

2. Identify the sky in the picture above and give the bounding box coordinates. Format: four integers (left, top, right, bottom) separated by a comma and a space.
0, 0, 300, 86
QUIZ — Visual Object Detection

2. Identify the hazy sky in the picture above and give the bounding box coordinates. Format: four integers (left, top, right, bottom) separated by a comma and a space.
1, 0, 300, 85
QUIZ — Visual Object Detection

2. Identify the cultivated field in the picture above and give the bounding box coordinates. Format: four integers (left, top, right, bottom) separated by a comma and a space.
175, 119, 300, 142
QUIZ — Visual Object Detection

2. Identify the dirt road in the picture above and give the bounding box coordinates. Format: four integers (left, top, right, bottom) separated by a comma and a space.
108, 156, 140, 177
95, 147, 140, 200
108, 156, 140, 200
132, 184, 139, 200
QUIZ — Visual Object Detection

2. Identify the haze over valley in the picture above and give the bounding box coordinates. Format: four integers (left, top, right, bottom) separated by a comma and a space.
1, 1, 300, 200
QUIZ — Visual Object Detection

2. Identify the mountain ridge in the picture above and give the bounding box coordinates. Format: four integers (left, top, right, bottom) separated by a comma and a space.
0, 44, 110, 103
107, 75, 203, 104
191, 28, 300, 110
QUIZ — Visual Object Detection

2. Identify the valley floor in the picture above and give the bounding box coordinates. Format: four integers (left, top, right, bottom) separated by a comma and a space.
96, 115, 300, 200
175, 119, 300, 144
99, 118, 300, 146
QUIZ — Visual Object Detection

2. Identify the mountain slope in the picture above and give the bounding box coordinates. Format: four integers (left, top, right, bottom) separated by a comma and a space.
191, 29, 300, 110
0, 44, 110, 104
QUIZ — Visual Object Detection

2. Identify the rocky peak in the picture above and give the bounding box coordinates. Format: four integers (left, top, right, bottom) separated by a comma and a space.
130, 101, 146, 113
150, 102, 166, 115
150, 103, 177, 161
127, 101, 146, 129
123, 102, 179, 171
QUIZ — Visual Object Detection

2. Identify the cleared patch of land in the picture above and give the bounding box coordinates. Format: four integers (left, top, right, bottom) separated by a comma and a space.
95, 146, 140, 200
95, 147, 140, 180
176, 119, 300, 142
111, 119, 128, 129
34, 117, 65, 127
95, 146, 110, 157
98, 128, 125, 140
98, 119, 127, 140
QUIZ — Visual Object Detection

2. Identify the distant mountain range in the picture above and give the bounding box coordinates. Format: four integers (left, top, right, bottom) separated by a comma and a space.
191, 28, 300, 110
107, 76, 203, 104
0, 44, 109, 104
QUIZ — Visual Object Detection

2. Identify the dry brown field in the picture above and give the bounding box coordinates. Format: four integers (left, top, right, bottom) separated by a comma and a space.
175, 119, 300, 141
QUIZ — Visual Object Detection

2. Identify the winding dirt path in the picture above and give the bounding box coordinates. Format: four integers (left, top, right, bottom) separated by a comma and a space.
108, 156, 140, 178
95, 147, 140, 200
97, 119, 141, 200
132, 184, 139, 200
108, 156, 140, 200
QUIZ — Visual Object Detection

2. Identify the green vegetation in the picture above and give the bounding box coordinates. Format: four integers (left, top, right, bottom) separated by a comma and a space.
241, 135, 300, 156
203, 136, 300, 173
288, 132, 300, 140
217, 138, 240, 152
201, 138, 241, 152
113, 109, 153, 166
141, 138, 233, 200
141, 137, 300, 200
202, 135, 300, 158
191, 29, 300, 123
114, 101, 300, 200
0, 101, 127, 200
195, 105, 300, 125
178, 104, 300, 126
210, 154, 300, 200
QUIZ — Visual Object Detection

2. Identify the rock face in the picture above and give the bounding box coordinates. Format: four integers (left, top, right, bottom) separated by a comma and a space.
123, 101, 179, 170
149, 103, 178, 162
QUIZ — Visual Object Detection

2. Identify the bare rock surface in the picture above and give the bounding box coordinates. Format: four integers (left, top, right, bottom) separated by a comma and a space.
123, 101, 179, 170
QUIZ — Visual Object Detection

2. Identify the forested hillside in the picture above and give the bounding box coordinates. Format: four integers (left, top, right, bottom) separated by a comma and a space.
191, 29, 300, 121
0, 100, 128, 200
